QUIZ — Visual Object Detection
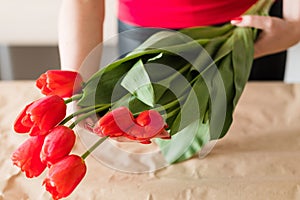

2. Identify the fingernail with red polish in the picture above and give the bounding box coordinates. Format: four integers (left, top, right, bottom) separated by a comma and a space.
231, 17, 243, 24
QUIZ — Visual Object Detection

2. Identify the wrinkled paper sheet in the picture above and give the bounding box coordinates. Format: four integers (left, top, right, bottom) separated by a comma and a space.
1, 81, 300, 200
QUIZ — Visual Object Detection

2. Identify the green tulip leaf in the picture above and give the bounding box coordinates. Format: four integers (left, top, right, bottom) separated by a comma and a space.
156, 120, 210, 163
121, 59, 155, 107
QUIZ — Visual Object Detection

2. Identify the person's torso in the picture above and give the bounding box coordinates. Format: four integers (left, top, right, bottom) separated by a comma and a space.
118, 0, 258, 28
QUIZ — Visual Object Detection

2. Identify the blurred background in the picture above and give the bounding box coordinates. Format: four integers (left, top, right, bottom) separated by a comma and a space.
0, 0, 299, 81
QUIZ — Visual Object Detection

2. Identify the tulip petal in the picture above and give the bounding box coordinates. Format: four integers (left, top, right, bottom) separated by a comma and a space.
13, 103, 33, 133
11, 136, 46, 178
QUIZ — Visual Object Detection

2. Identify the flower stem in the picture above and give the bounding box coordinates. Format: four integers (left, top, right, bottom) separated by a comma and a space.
166, 106, 181, 119
156, 95, 186, 112
60, 105, 104, 125
68, 105, 110, 129
64, 94, 83, 104
81, 136, 108, 159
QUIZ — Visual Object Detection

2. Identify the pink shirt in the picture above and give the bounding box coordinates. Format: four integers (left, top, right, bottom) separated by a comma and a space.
118, 0, 258, 29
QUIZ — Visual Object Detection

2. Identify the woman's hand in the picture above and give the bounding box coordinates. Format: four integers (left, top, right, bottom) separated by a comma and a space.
231, 15, 300, 58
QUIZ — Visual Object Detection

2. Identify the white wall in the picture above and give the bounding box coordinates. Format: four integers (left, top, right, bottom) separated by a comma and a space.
0, 0, 61, 45
285, 43, 300, 83
0, 0, 118, 45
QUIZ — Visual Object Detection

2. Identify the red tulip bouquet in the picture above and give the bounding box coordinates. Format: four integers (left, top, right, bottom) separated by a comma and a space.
11, 70, 171, 199
11, 1, 273, 199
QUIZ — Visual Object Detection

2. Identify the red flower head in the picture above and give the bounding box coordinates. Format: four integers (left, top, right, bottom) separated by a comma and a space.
13, 95, 66, 136
93, 107, 170, 144
36, 70, 83, 98
11, 136, 46, 178
127, 110, 170, 144
93, 106, 135, 137
41, 126, 76, 166
43, 155, 87, 200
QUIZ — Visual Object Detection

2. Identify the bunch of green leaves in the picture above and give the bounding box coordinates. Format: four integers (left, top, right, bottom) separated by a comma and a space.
77, 0, 274, 163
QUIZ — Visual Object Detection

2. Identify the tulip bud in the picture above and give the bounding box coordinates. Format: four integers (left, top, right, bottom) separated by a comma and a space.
93, 106, 135, 137
11, 136, 46, 178
93, 107, 170, 144
43, 155, 86, 200
41, 126, 76, 165
36, 70, 83, 98
13, 95, 66, 136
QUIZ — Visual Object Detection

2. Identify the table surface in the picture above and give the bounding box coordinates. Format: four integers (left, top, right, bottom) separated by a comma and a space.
1, 81, 300, 200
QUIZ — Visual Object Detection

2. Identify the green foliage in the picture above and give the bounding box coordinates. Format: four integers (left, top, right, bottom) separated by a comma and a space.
77, 0, 274, 164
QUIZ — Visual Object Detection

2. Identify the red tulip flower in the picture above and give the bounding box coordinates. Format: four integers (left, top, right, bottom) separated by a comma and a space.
127, 110, 170, 144
93, 106, 135, 137
13, 95, 66, 136
11, 136, 46, 178
36, 70, 83, 98
93, 107, 170, 144
41, 126, 76, 166
43, 155, 87, 200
